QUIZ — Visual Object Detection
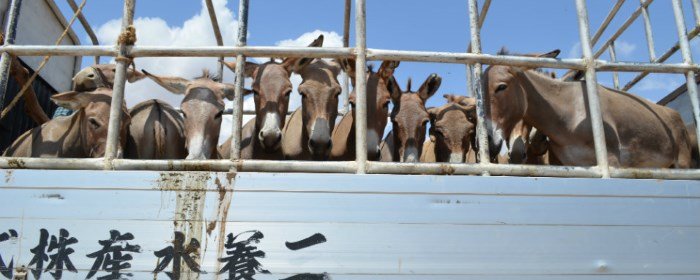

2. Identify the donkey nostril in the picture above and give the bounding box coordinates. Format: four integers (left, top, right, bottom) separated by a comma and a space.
275, 133, 282, 142
309, 139, 316, 147
87, 73, 95, 78
326, 141, 332, 150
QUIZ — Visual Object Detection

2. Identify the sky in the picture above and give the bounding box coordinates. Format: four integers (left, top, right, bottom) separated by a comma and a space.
52, 0, 700, 142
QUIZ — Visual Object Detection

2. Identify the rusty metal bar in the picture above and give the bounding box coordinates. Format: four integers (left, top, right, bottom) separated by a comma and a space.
609, 42, 620, 89
103, 0, 135, 167
341, 0, 351, 114
576, 0, 610, 178
0, 0, 22, 117
468, 0, 491, 174
230, 0, 249, 162
672, 0, 700, 161
66, 0, 99, 64
354, 0, 368, 174
205, 0, 225, 79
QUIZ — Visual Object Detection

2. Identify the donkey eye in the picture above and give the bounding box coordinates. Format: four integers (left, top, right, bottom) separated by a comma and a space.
89, 118, 101, 129
495, 84, 508, 93
215, 110, 223, 119
382, 100, 390, 109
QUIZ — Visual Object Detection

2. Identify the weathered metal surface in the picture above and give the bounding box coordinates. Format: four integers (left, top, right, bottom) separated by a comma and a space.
0, 170, 699, 278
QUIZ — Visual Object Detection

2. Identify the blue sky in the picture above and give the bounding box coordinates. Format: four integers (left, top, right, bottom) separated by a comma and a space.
51, 0, 700, 141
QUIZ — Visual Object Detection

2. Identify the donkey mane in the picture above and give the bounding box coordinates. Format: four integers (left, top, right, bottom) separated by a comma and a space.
497, 47, 556, 78
195, 69, 221, 82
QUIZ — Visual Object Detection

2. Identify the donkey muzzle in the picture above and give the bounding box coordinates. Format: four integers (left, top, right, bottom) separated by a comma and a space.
308, 118, 332, 160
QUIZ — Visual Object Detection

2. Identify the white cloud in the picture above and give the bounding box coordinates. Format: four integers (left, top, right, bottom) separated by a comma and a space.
613, 40, 636, 58
95, 0, 239, 108
636, 76, 683, 93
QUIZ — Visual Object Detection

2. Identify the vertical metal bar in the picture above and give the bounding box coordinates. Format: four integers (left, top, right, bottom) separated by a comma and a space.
104, 0, 135, 166
672, 0, 700, 160
691, 0, 700, 26
230, 0, 249, 161
467, 0, 491, 99
354, 0, 368, 174
576, 0, 611, 178
341, 0, 351, 114
205, 0, 225, 79
640, 0, 657, 61
468, 0, 491, 170
66, 0, 100, 64
0, 0, 22, 117
608, 41, 620, 90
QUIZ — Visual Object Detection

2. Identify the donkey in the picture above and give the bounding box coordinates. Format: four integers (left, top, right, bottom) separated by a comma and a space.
143, 69, 237, 160
329, 60, 401, 161
3, 88, 130, 158
219, 35, 323, 159
379, 74, 441, 162
282, 37, 344, 160
483, 49, 692, 168
421, 94, 477, 163
72, 64, 185, 159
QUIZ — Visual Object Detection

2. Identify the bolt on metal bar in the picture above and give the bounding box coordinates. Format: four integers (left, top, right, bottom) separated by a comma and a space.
66, 0, 100, 64
103, 0, 135, 168
0, 0, 22, 117
230, 0, 249, 162
609, 42, 620, 89
354, 0, 368, 174
564, 0, 654, 80
468, 0, 491, 173
576, 0, 610, 178
341, 0, 351, 114
205, 0, 225, 79
623, 25, 700, 91
591, 0, 626, 46
672, 0, 700, 161
639, 0, 657, 61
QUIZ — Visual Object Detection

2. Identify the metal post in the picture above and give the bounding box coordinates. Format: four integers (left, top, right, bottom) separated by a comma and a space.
576, 0, 610, 178
104, 0, 135, 166
691, 0, 700, 26
66, 0, 100, 64
205, 0, 225, 79
467, 0, 492, 98
0, 0, 22, 117
640, 0, 657, 61
608, 42, 620, 90
354, 0, 368, 174
468, 0, 491, 170
341, 0, 351, 114
230, 0, 249, 161
672, 0, 700, 160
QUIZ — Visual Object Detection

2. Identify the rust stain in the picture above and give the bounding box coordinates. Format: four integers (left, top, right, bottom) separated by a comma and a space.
4, 170, 13, 184
7, 159, 26, 169
439, 164, 455, 175
206, 221, 217, 236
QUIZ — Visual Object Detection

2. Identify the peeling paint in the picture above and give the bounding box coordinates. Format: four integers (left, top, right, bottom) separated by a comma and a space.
6, 159, 26, 169
211, 172, 236, 276
439, 164, 455, 175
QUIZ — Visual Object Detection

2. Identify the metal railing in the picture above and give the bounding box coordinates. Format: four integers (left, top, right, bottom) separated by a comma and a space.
0, 0, 699, 180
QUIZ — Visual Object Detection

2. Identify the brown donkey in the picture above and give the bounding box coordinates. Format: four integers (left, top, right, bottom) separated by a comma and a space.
330, 60, 401, 161
219, 35, 324, 159
143, 69, 238, 160
380, 74, 441, 162
421, 94, 477, 163
483, 49, 691, 168
3, 88, 131, 158
282, 40, 343, 160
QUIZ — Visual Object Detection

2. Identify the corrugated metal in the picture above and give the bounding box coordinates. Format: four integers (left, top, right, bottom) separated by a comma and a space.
0, 170, 698, 278
0, 61, 57, 152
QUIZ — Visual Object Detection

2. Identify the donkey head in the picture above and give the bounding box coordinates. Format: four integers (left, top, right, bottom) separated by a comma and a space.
390, 74, 441, 162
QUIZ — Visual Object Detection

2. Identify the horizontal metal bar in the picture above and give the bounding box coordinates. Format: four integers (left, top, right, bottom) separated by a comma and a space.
2, 157, 699, 180
367, 49, 587, 69
595, 60, 700, 73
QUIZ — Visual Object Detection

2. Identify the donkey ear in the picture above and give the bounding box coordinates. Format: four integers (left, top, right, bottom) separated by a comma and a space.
387, 76, 402, 104
222, 60, 258, 78
538, 49, 560, 59
51, 91, 93, 110
126, 68, 146, 83
142, 69, 190, 94
418, 73, 441, 103
281, 34, 324, 74
337, 58, 357, 85
378, 60, 400, 81
219, 83, 253, 100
